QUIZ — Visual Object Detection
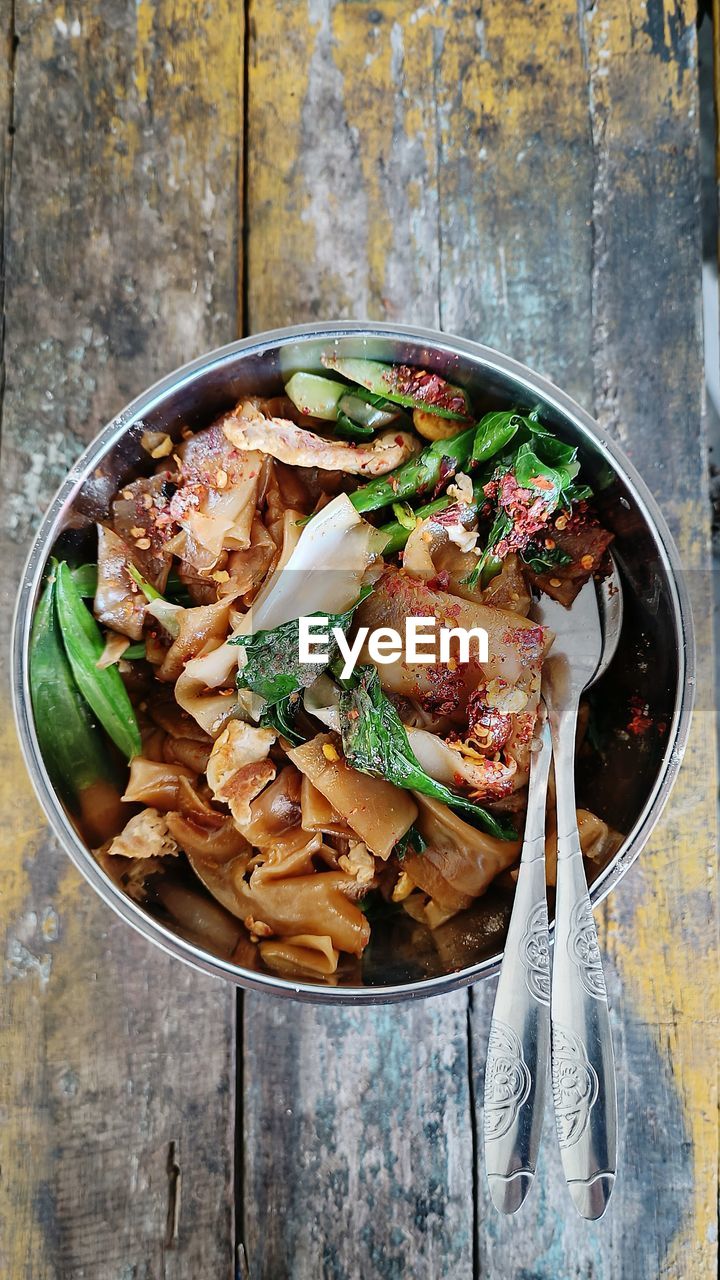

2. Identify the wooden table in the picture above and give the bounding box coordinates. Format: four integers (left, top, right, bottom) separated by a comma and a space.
1, 3, 717, 1277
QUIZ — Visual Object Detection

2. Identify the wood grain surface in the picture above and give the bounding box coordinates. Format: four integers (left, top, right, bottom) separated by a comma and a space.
0, 4, 242, 1277
244, 2, 718, 1277
0, 1, 716, 1278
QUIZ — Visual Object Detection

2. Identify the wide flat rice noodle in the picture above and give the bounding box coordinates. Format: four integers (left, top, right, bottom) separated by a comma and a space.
186, 849, 370, 956
288, 734, 417, 859
356, 567, 550, 717
122, 757, 197, 810
259, 934, 339, 978
94, 525, 147, 641
405, 794, 521, 914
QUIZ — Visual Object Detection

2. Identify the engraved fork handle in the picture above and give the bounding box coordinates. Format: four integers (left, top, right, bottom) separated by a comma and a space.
547, 693, 618, 1220
484, 720, 552, 1213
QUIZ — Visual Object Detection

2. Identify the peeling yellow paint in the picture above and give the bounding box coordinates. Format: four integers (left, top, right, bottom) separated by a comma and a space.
134, 0, 154, 103
0, 1, 715, 1274
604, 493, 718, 1277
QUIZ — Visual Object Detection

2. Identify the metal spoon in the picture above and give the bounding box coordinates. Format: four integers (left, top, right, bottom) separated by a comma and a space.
483, 558, 622, 1215
534, 565, 622, 1220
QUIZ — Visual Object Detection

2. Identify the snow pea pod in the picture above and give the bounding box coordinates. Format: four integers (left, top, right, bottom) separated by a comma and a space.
71, 563, 98, 597
30, 564, 114, 804
54, 561, 142, 760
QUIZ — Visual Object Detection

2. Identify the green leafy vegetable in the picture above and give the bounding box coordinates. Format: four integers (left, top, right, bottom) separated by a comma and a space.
259, 694, 305, 745
328, 657, 361, 690
465, 414, 591, 590
520, 544, 573, 574
394, 826, 427, 859
339, 668, 516, 840
232, 588, 372, 705
30, 565, 115, 804
54, 561, 142, 760
359, 891, 402, 922
563, 481, 593, 506
471, 411, 525, 465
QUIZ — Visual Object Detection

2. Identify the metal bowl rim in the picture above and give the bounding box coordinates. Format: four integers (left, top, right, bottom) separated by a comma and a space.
11, 320, 696, 1004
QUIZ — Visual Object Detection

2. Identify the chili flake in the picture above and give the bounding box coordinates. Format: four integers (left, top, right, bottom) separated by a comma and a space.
627, 696, 653, 737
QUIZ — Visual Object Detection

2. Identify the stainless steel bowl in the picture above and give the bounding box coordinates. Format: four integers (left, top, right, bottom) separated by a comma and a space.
12, 322, 695, 1003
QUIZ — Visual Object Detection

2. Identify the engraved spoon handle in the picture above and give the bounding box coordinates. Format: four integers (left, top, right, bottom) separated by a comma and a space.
547, 695, 618, 1220
484, 719, 552, 1213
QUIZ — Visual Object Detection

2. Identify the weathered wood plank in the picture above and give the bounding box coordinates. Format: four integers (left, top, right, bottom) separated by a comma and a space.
454, 1, 718, 1276
0, 3, 243, 1275
437, 0, 594, 407
242, 5, 475, 1277
0, 0, 12, 338
245, 2, 717, 1278
242, 997, 474, 1280
585, 2, 718, 1275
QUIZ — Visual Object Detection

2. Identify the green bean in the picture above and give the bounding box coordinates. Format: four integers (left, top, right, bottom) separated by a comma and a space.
379, 494, 456, 555
349, 425, 477, 516
30, 564, 114, 804
378, 480, 486, 555
54, 561, 142, 760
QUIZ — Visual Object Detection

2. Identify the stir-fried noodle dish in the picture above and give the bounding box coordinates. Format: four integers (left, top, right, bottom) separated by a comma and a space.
31, 353, 625, 983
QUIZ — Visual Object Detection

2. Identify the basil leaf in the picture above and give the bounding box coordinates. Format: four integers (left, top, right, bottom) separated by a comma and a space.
339, 667, 517, 840
471, 411, 524, 465
259, 694, 305, 745
394, 826, 427, 859
512, 442, 566, 503
563, 481, 593, 505
520, 544, 573, 574
359, 891, 402, 922
232, 587, 372, 705
525, 423, 578, 468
